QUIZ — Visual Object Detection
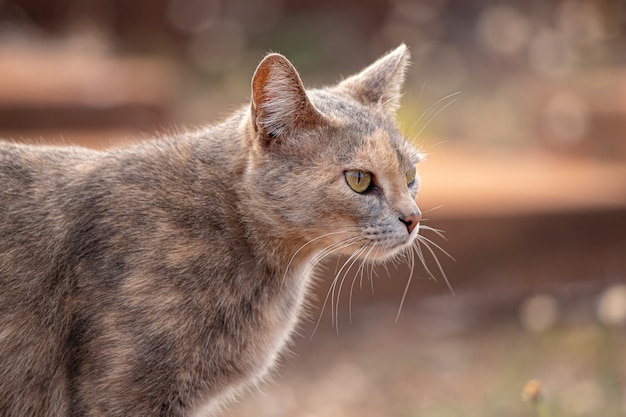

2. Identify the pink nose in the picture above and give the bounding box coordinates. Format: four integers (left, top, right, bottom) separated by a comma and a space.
400, 210, 421, 234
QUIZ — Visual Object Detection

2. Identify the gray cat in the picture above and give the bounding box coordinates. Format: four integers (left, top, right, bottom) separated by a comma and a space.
0, 45, 422, 416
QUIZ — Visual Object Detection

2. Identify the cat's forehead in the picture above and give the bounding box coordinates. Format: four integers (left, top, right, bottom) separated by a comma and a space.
351, 129, 419, 171
309, 90, 420, 168
311, 89, 382, 126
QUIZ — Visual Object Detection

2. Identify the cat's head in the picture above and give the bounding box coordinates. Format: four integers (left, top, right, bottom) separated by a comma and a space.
245, 45, 422, 262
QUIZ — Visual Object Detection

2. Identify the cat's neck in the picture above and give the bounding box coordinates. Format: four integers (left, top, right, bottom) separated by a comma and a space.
254, 227, 314, 274
191, 109, 320, 286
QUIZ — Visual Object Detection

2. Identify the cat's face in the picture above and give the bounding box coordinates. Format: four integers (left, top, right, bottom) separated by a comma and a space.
247, 45, 421, 262
302, 91, 422, 261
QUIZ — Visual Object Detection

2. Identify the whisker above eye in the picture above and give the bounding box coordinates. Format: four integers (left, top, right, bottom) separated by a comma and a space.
413, 97, 458, 141
413, 91, 462, 130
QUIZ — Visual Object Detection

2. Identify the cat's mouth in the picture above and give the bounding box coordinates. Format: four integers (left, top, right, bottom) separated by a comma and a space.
364, 226, 419, 261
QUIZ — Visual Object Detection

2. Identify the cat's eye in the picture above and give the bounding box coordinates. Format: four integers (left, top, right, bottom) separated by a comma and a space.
406, 165, 416, 186
345, 170, 372, 193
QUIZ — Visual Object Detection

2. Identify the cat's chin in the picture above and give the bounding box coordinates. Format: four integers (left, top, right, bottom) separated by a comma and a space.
372, 245, 412, 261
366, 231, 419, 262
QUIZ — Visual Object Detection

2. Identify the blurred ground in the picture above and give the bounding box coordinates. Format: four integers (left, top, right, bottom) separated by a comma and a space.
0, 0, 625, 416
228, 296, 626, 417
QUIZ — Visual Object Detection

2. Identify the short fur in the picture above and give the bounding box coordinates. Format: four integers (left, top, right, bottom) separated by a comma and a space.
0, 45, 422, 416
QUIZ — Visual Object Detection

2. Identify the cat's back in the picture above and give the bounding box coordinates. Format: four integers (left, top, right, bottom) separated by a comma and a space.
0, 140, 99, 263
0, 138, 214, 416
0, 135, 240, 290
0, 133, 254, 416
0, 140, 102, 283
0, 141, 99, 212
0, 141, 102, 416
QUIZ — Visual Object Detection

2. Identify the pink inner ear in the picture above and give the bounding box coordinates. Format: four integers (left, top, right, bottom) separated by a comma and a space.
252, 59, 273, 107
250, 54, 325, 139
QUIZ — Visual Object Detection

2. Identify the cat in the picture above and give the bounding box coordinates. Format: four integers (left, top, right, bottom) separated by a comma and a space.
0, 44, 422, 416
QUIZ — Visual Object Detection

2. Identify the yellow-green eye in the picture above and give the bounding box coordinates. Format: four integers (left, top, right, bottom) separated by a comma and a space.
406, 165, 416, 186
345, 170, 372, 193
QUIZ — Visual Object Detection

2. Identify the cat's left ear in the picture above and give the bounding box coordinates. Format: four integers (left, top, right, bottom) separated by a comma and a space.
251, 53, 324, 144
338, 44, 410, 114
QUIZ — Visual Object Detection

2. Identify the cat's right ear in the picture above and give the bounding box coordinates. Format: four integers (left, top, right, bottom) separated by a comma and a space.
250, 54, 324, 145
338, 44, 410, 114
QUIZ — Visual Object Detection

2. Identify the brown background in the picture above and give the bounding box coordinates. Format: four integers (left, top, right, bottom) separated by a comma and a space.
1, 1, 625, 415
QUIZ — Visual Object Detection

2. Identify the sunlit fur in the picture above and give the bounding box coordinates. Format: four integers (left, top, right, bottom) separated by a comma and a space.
0, 45, 449, 417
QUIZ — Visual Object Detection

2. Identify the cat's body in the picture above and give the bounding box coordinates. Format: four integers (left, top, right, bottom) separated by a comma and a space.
0, 45, 422, 416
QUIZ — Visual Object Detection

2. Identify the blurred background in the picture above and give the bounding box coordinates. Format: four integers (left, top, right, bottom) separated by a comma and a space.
1, 0, 625, 415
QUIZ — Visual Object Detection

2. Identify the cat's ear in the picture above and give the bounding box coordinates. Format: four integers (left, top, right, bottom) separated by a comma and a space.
250, 53, 323, 143
338, 44, 410, 114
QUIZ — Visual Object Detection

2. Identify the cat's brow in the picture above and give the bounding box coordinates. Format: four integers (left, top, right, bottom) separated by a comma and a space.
409, 150, 424, 165
391, 136, 422, 168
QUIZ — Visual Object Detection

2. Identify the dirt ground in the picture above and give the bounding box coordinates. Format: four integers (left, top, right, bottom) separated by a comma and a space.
228, 286, 626, 417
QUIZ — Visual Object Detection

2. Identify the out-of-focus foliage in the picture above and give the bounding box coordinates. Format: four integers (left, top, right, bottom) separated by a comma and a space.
1, 0, 625, 156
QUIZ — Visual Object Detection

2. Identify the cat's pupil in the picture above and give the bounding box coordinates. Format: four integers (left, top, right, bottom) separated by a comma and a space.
344, 170, 372, 193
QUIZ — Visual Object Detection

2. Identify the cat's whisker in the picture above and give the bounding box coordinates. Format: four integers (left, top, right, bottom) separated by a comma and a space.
416, 83, 426, 109
416, 234, 455, 262
376, 90, 406, 114
420, 204, 444, 215
309, 237, 370, 339
334, 246, 368, 333
357, 242, 379, 293
327, 245, 362, 325
332, 249, 356, 326
299, 229, 448, 334
358, 246, 368, 291
413, 90, 462, 130
369, 247, 381, 295
349, 244, 377, 324
413, 96, 459, 140
281, 230, 354, 290
412, 239, 437, 283
415, 235, 455, 295
400, 84, 427, 137
300, 234, 364, 278
288, 235, 366, 325
301, 236, 364, 281
395, 244, 416, 323
330, 245, 369, 332
419, 223, 446, 232
419, 224, 448, 242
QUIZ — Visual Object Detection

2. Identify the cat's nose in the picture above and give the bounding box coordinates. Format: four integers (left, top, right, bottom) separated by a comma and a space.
399, 210, 421, 234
